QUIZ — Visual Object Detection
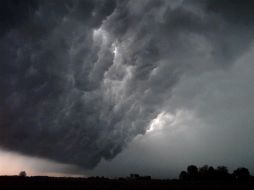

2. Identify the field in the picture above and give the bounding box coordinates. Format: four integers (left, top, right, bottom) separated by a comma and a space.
1, 176, 254, 190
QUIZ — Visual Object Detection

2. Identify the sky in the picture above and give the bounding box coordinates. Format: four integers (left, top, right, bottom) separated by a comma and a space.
1, 0, 254, 178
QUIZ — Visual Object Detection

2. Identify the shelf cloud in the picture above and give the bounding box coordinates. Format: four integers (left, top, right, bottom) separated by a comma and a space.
1, 0, 254, 170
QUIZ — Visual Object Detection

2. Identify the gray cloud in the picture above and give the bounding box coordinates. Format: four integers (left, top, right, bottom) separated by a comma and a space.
0, 0, 254, 171
90, 45, 254, 178
207, 0, 254, 25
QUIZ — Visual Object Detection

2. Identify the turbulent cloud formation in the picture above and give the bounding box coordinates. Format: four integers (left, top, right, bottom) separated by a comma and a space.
89, 47, 254, 178
1, 0, 254, 169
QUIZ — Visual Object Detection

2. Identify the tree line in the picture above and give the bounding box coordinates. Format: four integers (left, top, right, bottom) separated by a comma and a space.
179, 165, 251, 180
14, 165, 252, 181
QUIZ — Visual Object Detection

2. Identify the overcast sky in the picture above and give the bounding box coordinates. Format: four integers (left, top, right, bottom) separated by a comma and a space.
1, 0, 254, 178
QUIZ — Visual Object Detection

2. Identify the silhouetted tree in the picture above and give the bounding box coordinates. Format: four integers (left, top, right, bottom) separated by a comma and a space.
130, 174, 140, 179
216, 166, 228, 173
208, 166, 215, 173
199, 165, 209, 179
215, 166, 231, 180
233, 167, 250, 180
19, 171, 27, 177
207, 166, 215, 179
179, 165, 253, 181
179, 171, 188, 180
187, 165, 198, 180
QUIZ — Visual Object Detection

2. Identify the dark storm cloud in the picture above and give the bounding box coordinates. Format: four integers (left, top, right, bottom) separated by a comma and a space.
1, 0, 254, 170
0, 0, 39, 35
207, 0, 254, 25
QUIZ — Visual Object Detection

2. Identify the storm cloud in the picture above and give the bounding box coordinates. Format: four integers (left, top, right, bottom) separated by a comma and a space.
1, 0, 254, 170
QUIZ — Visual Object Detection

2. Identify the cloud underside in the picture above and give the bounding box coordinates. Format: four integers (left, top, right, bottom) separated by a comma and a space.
0, 0, 254, 169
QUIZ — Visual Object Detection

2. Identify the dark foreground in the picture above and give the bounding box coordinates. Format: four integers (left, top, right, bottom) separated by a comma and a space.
1, 176, 254, 190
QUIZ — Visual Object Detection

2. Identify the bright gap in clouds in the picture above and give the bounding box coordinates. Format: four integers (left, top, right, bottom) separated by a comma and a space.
112, 43, 118, 57
146, 110, 196, 134
147, 112, 175, 133
93, 27, 109, 46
